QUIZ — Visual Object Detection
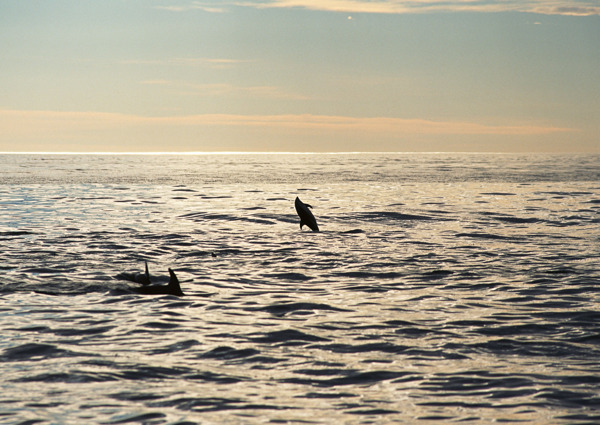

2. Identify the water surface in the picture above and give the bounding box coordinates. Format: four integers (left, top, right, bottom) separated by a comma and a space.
1, 153, 599, 424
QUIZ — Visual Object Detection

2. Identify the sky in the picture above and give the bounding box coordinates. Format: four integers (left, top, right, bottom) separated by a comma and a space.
1, 0, 599, 152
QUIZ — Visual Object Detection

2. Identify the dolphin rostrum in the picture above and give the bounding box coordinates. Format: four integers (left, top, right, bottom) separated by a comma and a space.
295, 197, 320, 232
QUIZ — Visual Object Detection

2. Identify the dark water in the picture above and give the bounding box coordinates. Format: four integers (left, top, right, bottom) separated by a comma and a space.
1, 153, 599, 424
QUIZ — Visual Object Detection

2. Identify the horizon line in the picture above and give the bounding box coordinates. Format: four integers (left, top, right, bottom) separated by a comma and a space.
0, 151, 594, 155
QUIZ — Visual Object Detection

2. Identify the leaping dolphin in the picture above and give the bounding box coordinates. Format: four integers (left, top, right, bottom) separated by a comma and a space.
295, 197, 319, 232
135, 268, 184, 297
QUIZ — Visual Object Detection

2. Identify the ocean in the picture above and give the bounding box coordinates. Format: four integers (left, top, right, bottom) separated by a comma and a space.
1, 153, 599, 424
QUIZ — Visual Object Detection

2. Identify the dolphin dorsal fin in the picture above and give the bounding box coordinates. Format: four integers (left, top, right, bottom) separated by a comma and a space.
144, 261, 150, 283
168, 268, 184, 296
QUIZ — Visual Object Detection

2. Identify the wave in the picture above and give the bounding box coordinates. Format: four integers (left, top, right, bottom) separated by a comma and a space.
1, 343, 76, 361
355, 211, 437, 221
282, 370, 412, 388
455, 232, 516, 240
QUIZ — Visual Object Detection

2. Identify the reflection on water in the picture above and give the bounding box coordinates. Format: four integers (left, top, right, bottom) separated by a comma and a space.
0, 153, 599, 424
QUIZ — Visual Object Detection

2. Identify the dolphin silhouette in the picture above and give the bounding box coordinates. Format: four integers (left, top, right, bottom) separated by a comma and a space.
135, 268, 184, 297
116, 261, 151, 285
295, 197, 319, 232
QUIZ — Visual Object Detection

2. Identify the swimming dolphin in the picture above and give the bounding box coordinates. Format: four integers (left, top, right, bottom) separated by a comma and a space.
295, 197, 319, 232
116, 261, 151, 285
135, 268, 184, 297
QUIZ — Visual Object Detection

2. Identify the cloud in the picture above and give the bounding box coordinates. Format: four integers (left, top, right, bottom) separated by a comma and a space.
175, 57, 252, 69
174, 114, 573, 135
140, 79, 172, 85
155, 1, 227, 13
122, 57, 249, 69
1, 110, 581, 152
0, 109, 573, 138
234, 0, 600, 16
153, 0, 600, 16
539, 5, 600, 16
178, 83, 311, 100
135, 79, 309, 100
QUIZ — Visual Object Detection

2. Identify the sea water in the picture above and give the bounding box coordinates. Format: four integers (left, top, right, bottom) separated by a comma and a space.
0, 153, 599, 424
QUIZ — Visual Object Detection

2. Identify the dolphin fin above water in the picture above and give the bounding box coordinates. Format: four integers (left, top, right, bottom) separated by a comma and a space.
116, 261, 151, 285
295, 197, 319, 232
142, 261, 150, 285
135, 268, 184, 297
